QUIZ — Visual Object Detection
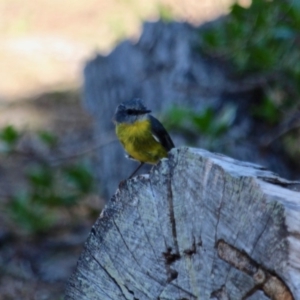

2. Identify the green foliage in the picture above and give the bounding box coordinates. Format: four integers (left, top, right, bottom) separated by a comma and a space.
9, 192, 54, 233
27, 164, 54, 189
163, 104, 236, 142
251, 95, 281, 125
0, 125, 20, 151
202, 0, 300, 74
63, 163, 94, 194
197, 0, 300, 166
157, 3, 174, 22
200, 0, 300, 124
38, 130, 58, 147
2, 126, 95, 235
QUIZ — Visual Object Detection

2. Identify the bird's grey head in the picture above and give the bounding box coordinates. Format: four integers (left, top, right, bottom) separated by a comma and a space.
113, 98, 151, 124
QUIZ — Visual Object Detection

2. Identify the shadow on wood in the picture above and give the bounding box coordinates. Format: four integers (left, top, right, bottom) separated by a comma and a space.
66, 147, 300, 299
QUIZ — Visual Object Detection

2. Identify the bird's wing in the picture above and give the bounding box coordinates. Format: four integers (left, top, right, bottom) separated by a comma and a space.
149, 115, 175, 151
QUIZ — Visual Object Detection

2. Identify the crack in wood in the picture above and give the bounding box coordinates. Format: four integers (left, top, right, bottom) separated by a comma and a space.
210, 285, 229, 300
170, 285, 198, 299
241, 284, 264, 300
211, 176, 227, 277
149, 179, 169, 254
135, 205, 160, 263
112, 217, 171, 298
118, 179, 128, 190
258, 177, 300, 192
168, 268, 178, 282
167, 173, 179, 254
112, 218, 141, 268
250, 213, 272, 256
149, 257, 197, 299
163, 247, 181, 265
67, 276, 104, 300
86, 249, 130, 300
217, 240, 293, 300
197, 236, 203, 247
183, 236, 196, 256
157, 281, 198, 299
162, 247, 180, 283
214, 176, 226, 244
222, 179, 246, 287
90, 226, 97, 236
124, 284, 139, 300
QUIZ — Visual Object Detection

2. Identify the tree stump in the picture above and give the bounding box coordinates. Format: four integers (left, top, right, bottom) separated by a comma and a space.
66, 147, 300, 300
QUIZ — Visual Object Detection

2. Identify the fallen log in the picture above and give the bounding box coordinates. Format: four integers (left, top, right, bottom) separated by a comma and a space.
66, 147, 300, 299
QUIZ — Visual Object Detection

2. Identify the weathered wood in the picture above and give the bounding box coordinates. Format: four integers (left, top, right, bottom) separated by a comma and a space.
66, 147, 300, 299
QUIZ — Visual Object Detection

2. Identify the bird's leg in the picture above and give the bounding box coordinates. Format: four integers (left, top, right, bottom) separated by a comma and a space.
128, 162, 144, 179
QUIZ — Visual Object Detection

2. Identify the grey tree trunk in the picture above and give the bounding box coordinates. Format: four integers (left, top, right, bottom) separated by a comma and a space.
66, 147, 300, 300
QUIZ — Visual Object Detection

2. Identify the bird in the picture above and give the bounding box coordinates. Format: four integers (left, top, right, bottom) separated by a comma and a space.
113, 98, 175, 178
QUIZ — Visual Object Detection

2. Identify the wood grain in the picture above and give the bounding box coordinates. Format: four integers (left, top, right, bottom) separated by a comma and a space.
66, 147, 300, 299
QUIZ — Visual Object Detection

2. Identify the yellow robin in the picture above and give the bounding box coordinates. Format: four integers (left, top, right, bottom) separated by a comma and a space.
113, 98, 175, 178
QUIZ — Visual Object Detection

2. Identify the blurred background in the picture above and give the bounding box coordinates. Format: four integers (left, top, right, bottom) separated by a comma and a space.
0, 0, 235, 299
0, 0, 239, 101
1, 0, 299, 299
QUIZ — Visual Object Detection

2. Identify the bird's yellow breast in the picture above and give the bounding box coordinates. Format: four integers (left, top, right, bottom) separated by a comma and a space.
116, 119, 168, 164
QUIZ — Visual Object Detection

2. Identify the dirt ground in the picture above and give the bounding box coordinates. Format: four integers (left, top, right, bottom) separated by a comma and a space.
0, 0, 235, 299
0, 0, 235, 101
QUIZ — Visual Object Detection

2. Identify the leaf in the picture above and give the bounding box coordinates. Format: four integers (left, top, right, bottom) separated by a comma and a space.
26, 165, 54, 188
8, 193, 54, 233
230, 3, 247, 20
63, 163, 94, 194
38, 131, 58, 147
251, 96, 281, 125
202, 31, 219, 47
0, 125, 20, 146
191, 108, 214, 134
162, 106, 191, 131
248, 46, 275, 71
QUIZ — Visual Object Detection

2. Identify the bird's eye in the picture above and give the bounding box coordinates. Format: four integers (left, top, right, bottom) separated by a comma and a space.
127, 109, 135, 115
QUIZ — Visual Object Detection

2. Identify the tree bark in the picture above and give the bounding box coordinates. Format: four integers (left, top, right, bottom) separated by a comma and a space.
66, 147, 300, 300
